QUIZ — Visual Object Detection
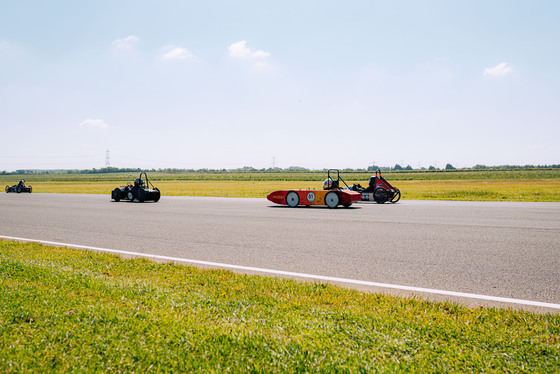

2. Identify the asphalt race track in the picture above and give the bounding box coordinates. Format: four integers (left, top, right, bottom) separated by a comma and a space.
1, 193, 559, 312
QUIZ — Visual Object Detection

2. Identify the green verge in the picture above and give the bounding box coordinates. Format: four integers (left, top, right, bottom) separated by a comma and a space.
2, 168, 560, 182
1, 240, 558, 373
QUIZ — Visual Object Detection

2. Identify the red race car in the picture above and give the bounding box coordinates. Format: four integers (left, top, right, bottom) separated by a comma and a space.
267, 169, 361, 208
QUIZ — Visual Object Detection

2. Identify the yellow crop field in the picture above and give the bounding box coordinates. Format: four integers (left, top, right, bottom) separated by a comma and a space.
396, 179, 560, 201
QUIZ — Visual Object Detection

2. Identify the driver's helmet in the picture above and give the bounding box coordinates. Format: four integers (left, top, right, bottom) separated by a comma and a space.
368, 176, 376, 188
134, 178, 144, 187
18, 180, 24, 186
323, 178, 338, 190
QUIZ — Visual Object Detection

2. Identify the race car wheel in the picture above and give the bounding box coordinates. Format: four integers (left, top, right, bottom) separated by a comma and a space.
29, 186, 32, 193
5, 186, 8, 193
390, 190, 401, 203
374, 187, 388, 204
325, 191, 339, 208
127, 191, 134, 201
137, 188, 147, 203
16, 186, 22, 193
153, 188, 161, 202
343, 202, 353, 208
286, 191, 299, 207
112, 188, 121, 202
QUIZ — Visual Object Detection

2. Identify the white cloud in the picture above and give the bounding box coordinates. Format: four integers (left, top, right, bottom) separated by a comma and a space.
111, 35, 140, 50
161, 45, 193, 60
484, 62, 513, 77
228, 40, 270, 60
0, 39, 14, 51
79, 119, 109, 129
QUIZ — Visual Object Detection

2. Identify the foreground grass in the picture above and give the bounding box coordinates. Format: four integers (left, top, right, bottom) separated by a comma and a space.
2, 170, 560, 201
1, 240, 558, 372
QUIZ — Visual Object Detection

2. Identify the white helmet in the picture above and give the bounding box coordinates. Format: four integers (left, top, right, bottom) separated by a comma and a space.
323, 178, 336, 190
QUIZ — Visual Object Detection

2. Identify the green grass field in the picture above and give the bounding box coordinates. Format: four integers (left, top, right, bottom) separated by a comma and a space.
2, 170, 559, 371
2, 169, 560, 201
1, 240, 558, 373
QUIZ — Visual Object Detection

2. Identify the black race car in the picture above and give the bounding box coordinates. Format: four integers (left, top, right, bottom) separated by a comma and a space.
6, 180, 32, 193
111, 172, 160, 202
347, 170, 400, 204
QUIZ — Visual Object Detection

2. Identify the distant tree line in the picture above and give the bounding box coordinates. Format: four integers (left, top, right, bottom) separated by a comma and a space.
1, 164, 559, 175
0, 167, 150, 175
367, 164, 560, 172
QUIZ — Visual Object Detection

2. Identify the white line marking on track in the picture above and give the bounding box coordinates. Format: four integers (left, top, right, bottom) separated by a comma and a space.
2, 235, 559, 310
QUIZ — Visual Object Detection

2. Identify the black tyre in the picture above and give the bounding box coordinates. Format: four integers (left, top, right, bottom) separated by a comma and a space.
343, 202, 353, 208
325, 191, 340, 208
112, 188, 121, 202
28, 186, 32, 193
390, 190, 401, 203
153, 188, 160, 202
286, 191, 299, 207
127, 191, 135, 202
5, 186, 8, 193
16, 186, 22, 193
137, 188, 147, 203
374, 187, 388, 204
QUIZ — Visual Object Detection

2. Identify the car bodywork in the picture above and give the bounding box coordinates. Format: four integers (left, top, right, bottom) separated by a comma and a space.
5, 180, 32, 193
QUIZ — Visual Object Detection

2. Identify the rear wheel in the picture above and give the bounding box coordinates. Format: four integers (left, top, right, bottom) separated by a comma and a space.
127, 191, 135, 201
5, 186, 8, 193
343, 202, 353, 208
29, 186, 32, 193
374, 188, 388, 204
325, 191, 339, 208
390, 190, 401, 203
286, 191, 299, 207
16, 186, 22, 193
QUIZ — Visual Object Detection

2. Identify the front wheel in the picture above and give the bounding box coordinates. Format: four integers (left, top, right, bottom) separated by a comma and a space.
390, 190, 401, 203
137, 188, 146, 203
5, 186, 8, 193
286, 191, 299, 207
28, 186, 32, 193
153, 188, 160, 202
325, 191, 340, 208
112, 188, 121, 202
16, 186, 22, 193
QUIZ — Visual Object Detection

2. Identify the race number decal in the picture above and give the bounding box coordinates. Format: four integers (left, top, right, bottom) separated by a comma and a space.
306, 192, 315, 202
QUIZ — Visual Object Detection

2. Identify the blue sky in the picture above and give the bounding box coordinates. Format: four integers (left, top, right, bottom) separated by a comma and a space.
1, 1, 559, 171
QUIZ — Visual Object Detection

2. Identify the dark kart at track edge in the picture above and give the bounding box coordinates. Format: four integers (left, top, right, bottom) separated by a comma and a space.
5, 180, 32, 193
